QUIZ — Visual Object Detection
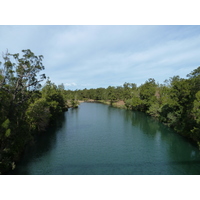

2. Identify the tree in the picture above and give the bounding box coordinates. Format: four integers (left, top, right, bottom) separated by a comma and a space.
125, 96, 144, 110
139, 78, 157, 111
0, 49, 46, 122
107, 86, 117, 105
191, 91, 200, 142
187, 66, 200, 79
0, 49, 46, 173
41, 79, 67, 116
0, 49, 45, 98
26, 98, 51, 132
58, 83, 65, 91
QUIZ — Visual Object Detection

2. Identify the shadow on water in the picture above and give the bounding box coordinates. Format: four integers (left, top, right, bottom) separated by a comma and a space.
133, 110, 200, 172
107, 106, 200, 174
9, 112, 66, 175
9, 103, 200, 175
124, 108, 199, 147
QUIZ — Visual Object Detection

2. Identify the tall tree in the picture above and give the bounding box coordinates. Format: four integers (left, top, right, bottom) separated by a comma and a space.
0, 49, 46, 173
0, 49, 46, 121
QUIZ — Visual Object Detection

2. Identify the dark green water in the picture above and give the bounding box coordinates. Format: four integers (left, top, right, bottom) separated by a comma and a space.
12, 102, 200, 175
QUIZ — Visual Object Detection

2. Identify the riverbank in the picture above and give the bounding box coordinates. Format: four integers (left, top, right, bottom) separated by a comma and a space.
83, 99, 200, 149
83, 99, 126, 109
10, 102, 200, 175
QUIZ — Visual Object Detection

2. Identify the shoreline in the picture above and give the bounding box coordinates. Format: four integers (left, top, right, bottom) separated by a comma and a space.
83, 99, 199, 149
83, 99, 126, 109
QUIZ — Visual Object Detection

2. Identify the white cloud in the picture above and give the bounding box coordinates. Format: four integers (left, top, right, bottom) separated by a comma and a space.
65, 82, 77, 86
1, 25, 200, 89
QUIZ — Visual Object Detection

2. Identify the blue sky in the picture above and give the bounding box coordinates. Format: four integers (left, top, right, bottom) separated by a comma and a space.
1, 25, 200, 90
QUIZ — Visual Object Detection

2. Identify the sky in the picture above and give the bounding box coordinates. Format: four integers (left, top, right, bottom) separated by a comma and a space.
0, 25, 200, 90
1, 0, 199, 195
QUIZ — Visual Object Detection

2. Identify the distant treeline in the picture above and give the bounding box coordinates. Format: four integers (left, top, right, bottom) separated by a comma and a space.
67, 67, 200, 148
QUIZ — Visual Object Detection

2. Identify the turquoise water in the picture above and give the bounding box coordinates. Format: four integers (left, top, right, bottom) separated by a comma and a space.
12, 102, 200, 175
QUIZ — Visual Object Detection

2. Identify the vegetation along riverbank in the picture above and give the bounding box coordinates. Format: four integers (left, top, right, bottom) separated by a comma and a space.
1, 49, 200, 174
68, 68, 200, 149
0, 50, 78, 174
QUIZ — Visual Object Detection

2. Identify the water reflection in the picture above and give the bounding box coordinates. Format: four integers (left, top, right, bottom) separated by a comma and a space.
11, 113, 66, 175
117, 107, 200, 175
11, 103, 200, 175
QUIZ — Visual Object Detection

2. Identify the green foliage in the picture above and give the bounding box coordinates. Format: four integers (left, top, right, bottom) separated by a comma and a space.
138, 78, 157, 111
26, 98, 51, 131
5, 129, 11, 137
70, 99, 79, 108
190, 91, 200, 141
125, 96, 144, 110
74, 66, 200, 146
192, 91, 200, 124
0, 49, 69, 174
106, 86, 118, 104
147, 102, 160, 118
1, 119, 11, 138
1, 48, 200, 173
1, 119, 10, 129
41, 79, 68, 115
187, 66, 200, 79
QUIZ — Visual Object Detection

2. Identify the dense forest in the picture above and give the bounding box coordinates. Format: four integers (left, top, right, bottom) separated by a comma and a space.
1, 49, 200, 174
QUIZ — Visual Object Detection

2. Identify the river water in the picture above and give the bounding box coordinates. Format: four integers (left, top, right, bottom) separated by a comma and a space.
12, 102, 200, 175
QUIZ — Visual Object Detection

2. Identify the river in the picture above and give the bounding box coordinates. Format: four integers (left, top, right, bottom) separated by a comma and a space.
11, 102, 200, 175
